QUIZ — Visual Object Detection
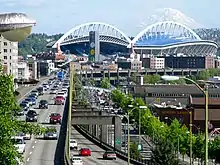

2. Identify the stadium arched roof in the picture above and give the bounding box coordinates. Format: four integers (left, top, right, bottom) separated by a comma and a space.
52, 22, 131, 48
131, 21, 218, 49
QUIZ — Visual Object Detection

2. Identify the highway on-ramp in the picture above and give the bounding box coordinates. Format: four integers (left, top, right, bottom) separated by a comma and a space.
71, 127, 132, 165
18, 85, 65, 165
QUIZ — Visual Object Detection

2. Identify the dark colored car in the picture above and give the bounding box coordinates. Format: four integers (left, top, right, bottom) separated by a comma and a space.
28, 97, 36, 105
19, 103, 29, 111
26, 110, 38, 122
39, 100, 48, 109
29, 94, 38, 99
49, 113, 62, 124
37, 87, 44, 95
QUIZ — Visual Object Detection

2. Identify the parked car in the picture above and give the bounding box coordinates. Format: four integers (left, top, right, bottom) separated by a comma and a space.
19, 103, 29, 111
37, 87, 44, 95
50, 88, 57, 94
79, 148, 91, 156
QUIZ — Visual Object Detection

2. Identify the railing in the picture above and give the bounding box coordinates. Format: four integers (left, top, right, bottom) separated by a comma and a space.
75, 125, 152, 165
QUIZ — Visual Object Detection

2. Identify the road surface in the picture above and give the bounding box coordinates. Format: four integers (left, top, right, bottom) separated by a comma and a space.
70, 127, 131, 165
19, 85, 65, 165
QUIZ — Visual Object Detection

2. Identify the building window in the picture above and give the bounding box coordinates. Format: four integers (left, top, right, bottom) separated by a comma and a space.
4, 42, 7, 46
4, 49, 7, 53
10, 49, 11, 53
10, 56, 11, 60
4, 56, 7, 60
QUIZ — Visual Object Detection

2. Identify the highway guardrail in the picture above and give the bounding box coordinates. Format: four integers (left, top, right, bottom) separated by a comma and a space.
75, 125, 151, 165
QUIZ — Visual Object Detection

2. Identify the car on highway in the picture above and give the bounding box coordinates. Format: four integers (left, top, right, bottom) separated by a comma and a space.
11, 136, 26, 154
29, 93, 38, 99
31, 90, 39, 96
26, 110, 38, 122
37, 87, 44, 95
71, 157, 83, 165
50, 88, 57, 94
21, 100, 30, 107
54, 95, 65, 105
39, 100, 49, 109
19, 102, 29, 111
17, 132, 31, 140
70, 139, 78, 150
25, 98, 33, 106
49, 113, 62, 124
27, 96, 36, 105
16, 109, 25, 116
57, 91, 67, 98
79, 148, 91, 156
43, 127, 58, 140
103, 150, 117, 160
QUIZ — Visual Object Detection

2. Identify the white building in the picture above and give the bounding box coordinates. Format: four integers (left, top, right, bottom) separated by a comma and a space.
26, 55, 38, 79
17, 62, 30, 81
150, 57, 165, 69
130, 53, 142, 70
0, 35, 18, 78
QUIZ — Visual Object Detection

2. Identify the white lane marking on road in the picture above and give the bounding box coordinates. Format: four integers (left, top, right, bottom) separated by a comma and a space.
29, 152, 32, 155
27, 158, 30, 162
32, 146, 35, 149
35, 140, 37, 143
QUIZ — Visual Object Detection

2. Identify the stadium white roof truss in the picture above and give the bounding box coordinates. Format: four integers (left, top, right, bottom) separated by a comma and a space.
53, 22, 131, 48
132, 21, 202, 44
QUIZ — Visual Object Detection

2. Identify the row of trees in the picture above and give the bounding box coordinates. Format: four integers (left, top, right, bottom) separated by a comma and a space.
0, 66, 46, 164
111, 89, 220, 164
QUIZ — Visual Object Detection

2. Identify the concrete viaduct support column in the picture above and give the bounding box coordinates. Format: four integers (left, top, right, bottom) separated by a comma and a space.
92, 125, 98, 137
108, 70, 110, 79
85, 71, 88, 79
113, 116, 122, 151
91, 70, 93, 78
116, 68, 119, 85
88, 125, 93, 134
101, 125, 108, 143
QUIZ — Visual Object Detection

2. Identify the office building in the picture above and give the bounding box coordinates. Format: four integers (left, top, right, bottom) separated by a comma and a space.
0, 35, 18, 78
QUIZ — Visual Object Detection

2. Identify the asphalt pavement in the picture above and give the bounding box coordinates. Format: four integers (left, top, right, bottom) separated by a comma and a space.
70, 127, 131, 165
17, 83, 65, 165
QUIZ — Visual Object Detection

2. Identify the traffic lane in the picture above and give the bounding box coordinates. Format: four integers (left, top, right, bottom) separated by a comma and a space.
23, 92, 55, 160
25, 103, 65, 165
71, 127, 128, 165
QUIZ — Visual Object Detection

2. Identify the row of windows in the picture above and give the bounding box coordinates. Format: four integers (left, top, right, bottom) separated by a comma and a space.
146, 93, 220, 98
4, 56, 12, 60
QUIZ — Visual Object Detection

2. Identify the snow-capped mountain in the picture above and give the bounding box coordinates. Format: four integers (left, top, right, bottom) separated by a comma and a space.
139, 8, 204, 29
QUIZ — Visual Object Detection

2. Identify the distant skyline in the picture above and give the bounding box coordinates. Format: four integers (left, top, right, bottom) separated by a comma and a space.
0, 0, 219, 35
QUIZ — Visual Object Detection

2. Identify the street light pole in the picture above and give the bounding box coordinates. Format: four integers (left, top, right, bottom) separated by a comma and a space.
189, 111, 193, 165
127, 111, 130, 165
161, 75, 209, 165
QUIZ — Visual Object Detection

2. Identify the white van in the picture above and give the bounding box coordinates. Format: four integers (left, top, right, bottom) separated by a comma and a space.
12, 136, 26, 154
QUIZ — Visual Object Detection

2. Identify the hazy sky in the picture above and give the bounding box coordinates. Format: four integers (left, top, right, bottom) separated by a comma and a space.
0, 0, 219, 35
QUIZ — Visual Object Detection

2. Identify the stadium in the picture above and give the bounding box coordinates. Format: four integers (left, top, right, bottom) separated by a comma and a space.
49, 21, 218, 56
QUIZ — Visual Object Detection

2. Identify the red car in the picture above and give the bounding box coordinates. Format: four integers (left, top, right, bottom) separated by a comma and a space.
55, 96, 65, 105
49, 113, 62, 124
79, 148, 91, 156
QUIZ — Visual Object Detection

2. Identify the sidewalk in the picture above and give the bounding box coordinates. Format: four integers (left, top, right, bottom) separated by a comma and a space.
15, 77, 49, 101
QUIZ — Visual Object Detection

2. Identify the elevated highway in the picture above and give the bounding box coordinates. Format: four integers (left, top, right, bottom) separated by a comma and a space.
77, 68, 203, 81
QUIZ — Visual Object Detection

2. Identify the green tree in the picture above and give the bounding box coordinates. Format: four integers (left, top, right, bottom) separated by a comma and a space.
18, 33, 63, 56
192, 134, 205, 163
100, 78, 110, 89
209, 137, 220, 163
130, 142, 142, 159
198, 70, 210, 80
167, 78, 186, 84
151, 138, 180, 165
143, 75, 161, 84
